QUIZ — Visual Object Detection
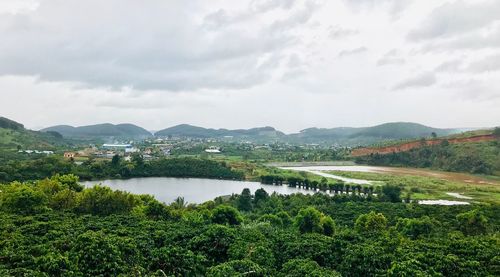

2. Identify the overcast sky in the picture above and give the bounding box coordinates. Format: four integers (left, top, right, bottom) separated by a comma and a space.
0, 0, 499, 133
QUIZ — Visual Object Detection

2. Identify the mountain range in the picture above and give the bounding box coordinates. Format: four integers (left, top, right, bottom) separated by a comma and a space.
41, 123, 152, 139
38, 121, 465, 145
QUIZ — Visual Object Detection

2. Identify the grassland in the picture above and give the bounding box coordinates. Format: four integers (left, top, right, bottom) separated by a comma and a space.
326, 170, 500, 204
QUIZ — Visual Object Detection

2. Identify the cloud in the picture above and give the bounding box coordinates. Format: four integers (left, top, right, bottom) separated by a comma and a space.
435, 60, 462, 72
442, 79, 500, 101
467, 53, 500, 73
250, 0, 297, 12
341, 0, 413, 17
393, 72, 436, 90
269, 0, 318, 32
1, 1, 500, 131
435, 54, 500, 73
338, 47, 367, 57
0, 0, 318, 91
376, 49, 405, 66
328, 26, 358, 39
408, 1, 500, 41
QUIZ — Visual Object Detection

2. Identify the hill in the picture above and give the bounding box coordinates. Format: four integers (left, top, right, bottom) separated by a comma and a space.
0, 117, 67, 151
42, 123, 152, 138
155, 124, 285, 141
355, 128, 500, 176
39, 121, 466, 145
287, 122, 460, 146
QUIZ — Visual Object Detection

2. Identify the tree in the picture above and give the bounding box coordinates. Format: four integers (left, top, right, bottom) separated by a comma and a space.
149, 246, 204, 276
396, 216, 436, 239
237, 188, 253, 211
456, 209, 488, 235
171, 196, 187, 209
321, 216, 336, 236
52, 174, 83, 192
355, 211, 388, 234
77, 186, 137, 215
211, 205, 243, 225
50, 188, 78, 211
281, 259, 341, 277
431, 132, 437, 138
0, 183, 47, 214
207, 259, 264, 276
70, 231, 124, 276
144, 199, 171, 219
380, 185, 402, 202
388, 259, 433, 277
493, 127, 500, 137
111, 154, 121, 167
295, 207, 323, 234
254, 188, 269, 204
131, 153, 144, 168
190, 225, 236, 264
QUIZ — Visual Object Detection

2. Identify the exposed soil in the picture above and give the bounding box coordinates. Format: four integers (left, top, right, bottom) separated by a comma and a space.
351, 134, 496, 157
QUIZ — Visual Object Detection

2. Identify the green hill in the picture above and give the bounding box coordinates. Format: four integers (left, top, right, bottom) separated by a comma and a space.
287, 122, 460, 146
155, 124, 285, 140
156, 122, 460, 145
0, 117, 67, 151
42, 123, 152, 138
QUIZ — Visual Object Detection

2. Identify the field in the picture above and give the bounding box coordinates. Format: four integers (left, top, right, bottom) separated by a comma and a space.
325, 170, 500, 204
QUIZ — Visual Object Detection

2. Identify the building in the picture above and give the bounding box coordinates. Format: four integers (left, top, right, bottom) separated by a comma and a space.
102, 144, 133, 150
205, 146, 221, 153
64, 152, 76, 159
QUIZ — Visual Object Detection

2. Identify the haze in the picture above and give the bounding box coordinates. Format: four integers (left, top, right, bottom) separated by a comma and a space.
0, 0, 499, 132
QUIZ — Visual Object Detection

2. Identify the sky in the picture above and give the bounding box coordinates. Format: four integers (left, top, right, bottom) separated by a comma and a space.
0, 0, 499, 133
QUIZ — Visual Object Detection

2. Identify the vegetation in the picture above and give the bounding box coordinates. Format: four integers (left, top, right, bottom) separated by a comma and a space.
130, 122, 460, 145
0, 155, 244, 183
0, 174, 498, 276
41, 123, 152, 139
356, 140, 500, 176
325, 170, 500, 204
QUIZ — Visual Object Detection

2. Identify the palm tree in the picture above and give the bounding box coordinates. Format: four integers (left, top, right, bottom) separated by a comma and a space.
356, 185, 362, 195
363, 186, 369, 196
172, 196, 186, 209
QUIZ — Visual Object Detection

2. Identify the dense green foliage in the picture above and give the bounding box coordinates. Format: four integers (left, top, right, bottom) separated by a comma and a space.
356, 140, 500, 175
0, 155, 244, 183
0, 175, 499, 276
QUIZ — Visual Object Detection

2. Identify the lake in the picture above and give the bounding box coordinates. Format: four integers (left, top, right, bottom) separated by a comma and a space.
81, 164, 480, 205
81, 177, 314, 204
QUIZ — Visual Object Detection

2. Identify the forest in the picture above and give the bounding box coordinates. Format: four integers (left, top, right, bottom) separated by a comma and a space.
0, 155, 244, 183
0, 174, 499, 276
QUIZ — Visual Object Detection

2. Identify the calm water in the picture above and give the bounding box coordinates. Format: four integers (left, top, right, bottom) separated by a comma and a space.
279, 166, 374, 184
81, 177, 314, 204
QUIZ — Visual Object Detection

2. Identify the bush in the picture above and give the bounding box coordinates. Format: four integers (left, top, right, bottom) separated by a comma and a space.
355, 211, 388, 234
76, 186, 138, 215
207, 259, 264, 276
0, 183, 48, 214
211, 205, 243, 226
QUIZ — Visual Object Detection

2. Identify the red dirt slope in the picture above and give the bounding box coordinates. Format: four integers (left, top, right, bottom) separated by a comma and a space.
351, 134, 496, 157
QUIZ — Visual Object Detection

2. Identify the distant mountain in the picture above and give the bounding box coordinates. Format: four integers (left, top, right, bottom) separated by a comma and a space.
36, 121, 466, 145
349, 122, 455, 139
0, 117, 67, 150
155, 122, 461, 145
42, 123, 152, 138
285, 122, 461, 146
155, 124, 285, 140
